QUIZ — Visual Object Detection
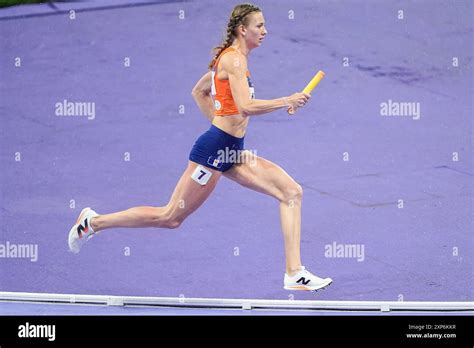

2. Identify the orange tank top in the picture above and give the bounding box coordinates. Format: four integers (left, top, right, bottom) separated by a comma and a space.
211, 47, 255, 116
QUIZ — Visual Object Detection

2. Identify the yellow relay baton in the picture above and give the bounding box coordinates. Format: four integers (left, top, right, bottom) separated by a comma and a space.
287, 70, 325, 115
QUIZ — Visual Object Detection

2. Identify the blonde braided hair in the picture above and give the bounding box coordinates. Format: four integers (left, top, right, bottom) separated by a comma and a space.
208, 3, 261, 70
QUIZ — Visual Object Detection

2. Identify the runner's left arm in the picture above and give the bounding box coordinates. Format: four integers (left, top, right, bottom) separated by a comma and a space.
192, 71, 215, 122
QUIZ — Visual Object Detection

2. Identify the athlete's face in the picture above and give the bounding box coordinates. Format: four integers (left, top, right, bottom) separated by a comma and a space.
243, 12, 267, 48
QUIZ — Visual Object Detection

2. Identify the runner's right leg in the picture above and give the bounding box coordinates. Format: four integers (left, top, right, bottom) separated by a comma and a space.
68, 161, 221, 253
92, 161, 221, 231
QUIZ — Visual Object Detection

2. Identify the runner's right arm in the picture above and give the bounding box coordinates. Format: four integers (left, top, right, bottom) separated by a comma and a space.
222, 52, 309, 117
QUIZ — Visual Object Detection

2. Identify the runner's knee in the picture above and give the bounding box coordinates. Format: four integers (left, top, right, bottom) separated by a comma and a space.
164, 217, 183, 229
281, 182, 303, 203
153, 206, 185, 229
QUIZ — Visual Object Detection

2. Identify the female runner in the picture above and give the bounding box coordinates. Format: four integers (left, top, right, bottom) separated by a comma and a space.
68, 3, 332, 292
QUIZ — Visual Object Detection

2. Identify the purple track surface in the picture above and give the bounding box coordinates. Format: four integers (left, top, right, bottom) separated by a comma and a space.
0, 0, 472, 304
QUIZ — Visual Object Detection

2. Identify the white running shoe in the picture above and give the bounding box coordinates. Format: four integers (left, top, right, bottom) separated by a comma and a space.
68, 207, 99, 254
284, 266, 333, 291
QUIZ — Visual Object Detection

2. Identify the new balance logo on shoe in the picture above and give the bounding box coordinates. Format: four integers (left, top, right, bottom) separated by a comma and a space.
296, 277, 311, 285
77, 219, 89, 238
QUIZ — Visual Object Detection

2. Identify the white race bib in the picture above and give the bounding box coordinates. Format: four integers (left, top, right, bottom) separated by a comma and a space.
191, 165, 213, 186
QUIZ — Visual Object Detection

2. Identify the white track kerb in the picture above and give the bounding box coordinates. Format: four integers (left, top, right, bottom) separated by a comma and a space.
0, 292, 473, 312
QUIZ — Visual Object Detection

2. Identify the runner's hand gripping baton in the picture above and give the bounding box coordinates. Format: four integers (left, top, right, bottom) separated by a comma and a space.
287, 70, 325, 115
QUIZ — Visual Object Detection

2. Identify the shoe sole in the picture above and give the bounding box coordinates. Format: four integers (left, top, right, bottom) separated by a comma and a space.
68, 207, 91, 254
284, 280, 333, 292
